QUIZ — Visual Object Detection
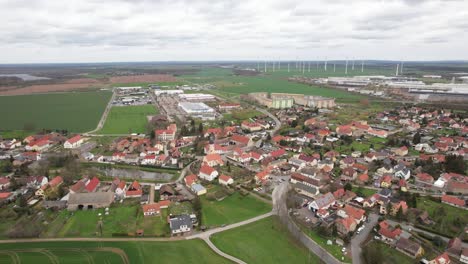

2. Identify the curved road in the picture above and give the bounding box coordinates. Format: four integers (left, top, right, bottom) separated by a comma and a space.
85, 89, 116, 135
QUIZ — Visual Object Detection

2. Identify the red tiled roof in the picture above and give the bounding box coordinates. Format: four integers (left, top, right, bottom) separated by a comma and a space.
0, 192, 11, 199
343, 205, 365, 220
199, 164, 216, 175
231, 135, 250, 145
270, 149, 286, 158
49, 176, 63, 187
219, 174, 232, 182
442, 195, 465, 207
416, 173, 434, 183
333, 188, 345, 199
185, 174, 197, 186
85, 177, 100, 192
66, 135, 81, 144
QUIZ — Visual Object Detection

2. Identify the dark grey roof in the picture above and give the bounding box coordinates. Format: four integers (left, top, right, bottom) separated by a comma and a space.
294, 182, 317, 195
170, 214, 192, 231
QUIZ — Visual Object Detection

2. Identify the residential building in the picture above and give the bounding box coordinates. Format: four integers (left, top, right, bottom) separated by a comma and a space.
198, 164, 219, 181
169, 214, 192, 236
219, 175, 233, 186
64, 135, 84, 149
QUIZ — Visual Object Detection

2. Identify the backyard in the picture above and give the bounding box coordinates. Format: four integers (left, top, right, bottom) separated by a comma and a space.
44, 200, 170, 238
211, 216, 320, 264
415, 197, 468, 237
99, 105, 158, 134
0, 91, 111, 133
362, 241, 413, 264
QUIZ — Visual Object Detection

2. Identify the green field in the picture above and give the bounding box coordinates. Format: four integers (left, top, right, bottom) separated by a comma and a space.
44, 201, 170, 238
211, 216, 320, 264
0, 240, 232, 264
181, 67, 394, 103
99, 105, 157, 134
0, 91, 111, 133
201, 191, 271, 227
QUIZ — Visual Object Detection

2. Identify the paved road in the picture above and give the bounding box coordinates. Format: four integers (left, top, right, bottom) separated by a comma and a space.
273, 182, 345, 264
85, 89, 116, 135
202, 237, 247, 264
350, 213, 379, 264
385, 219, 468, 248
254, 106, 281, 136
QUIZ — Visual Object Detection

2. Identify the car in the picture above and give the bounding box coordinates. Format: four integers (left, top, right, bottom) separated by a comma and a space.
341, 247, 347, 253
374, 236, 380, 240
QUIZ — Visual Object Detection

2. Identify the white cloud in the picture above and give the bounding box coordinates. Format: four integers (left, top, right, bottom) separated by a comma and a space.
0, 0, 467, 63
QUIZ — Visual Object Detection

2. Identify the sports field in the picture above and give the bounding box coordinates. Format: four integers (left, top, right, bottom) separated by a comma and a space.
99, 105, 158, 134
211, 216, 319, 264
0, 240, 232, 264
0, 91, 111, 133
201, 191, 271, 227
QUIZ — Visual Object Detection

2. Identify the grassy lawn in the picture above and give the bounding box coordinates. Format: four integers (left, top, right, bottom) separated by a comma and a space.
211, 216, 319, 264
0, 91, 112, 132
48, 201, 170, 237
416, 197, 468, 237
362, 241, 413, 264
0, 240, 232, 264
99, 105, 158, 134
352, 186, 377, 197
303, 228, 351, 263
0, 130, 35, 140
201, 190, 271, 227
223, 109, 264, 122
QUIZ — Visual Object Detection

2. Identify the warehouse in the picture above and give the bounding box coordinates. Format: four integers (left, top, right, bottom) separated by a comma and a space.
155, 90, 184, 96
178, 102, 216, 120
179, 93, 215, 101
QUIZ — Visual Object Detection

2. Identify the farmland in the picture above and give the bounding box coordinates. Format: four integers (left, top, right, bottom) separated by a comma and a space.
211, 216, 319, 264
0, 240, 232, 264
201, 188, 271, 227
0, 91, 111, 133
99, 105, 158, 134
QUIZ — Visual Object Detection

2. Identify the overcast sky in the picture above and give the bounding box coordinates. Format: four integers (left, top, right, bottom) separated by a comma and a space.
1, 0, 467, 63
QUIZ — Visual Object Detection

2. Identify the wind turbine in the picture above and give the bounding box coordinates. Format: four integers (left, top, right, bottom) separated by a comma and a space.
264, 61, 267, 72
302, 62, 305, 74
345, 59, 348, 75
333, 63, 336, 73
396, 63, 399, 76
352, 60, 355, 71
287, 62, 290, 73
361, 61, 364, 73
400, 61, 404, 75
308, 61, 311, 72
257, 62, 260, 72
324, 58, 328, 71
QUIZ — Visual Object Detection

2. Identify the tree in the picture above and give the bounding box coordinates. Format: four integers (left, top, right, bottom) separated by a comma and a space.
344, 182, 352, 191
1, 160, 13, 173
396, 206, 404, 221
362, 244, 384, 264
412, 132, 421, 144
290, 120, 298, 128
445, 154, 465, 174
198, 123, 204, 135
16, 195, 27, 208
9, 177, 19, 191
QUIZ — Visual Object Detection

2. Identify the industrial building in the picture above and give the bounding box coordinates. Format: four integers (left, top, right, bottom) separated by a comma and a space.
249, 92, 335, 109
178, 102, 216, 120
178, 93, 216, 101
155, 90, 184, 96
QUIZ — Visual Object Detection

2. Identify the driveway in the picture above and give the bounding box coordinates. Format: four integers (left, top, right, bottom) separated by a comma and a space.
350, 213, 379, 264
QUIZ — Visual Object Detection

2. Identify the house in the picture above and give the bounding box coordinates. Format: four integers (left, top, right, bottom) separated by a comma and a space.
447, 181, 468, 195
368, 129, 388, 138
85, 177, 100, 192
0, 177, 10, 190
184, 174, 198, 187
27, 139, 51, 152
169, 214, 192, 236
191, 183, 207, 196
336, 217, 357, 235
155, 124, 177, 141
390, 200, 408, 216
396, 238, 424, 258
356, 173, 369, 184
142, 154, 156, 165
231, 135, 253, 147
336, 125, 352, 137
394, 164, 411, 180
125, 181, 143, 198
255, 169, 270, 184
160, 185, 175, 200
203, 153, 224, 167
394, 146, 408, 156
446, 237, 462, 257
219, 174, 233, 186
415, 173, 434, 186
241, 121, 263, 132
64, 135, 84, 149
378, 220, 402, 243
198, 164, 219, 182
337, 205, 366, 224
441, 195, 466, 208
142, 203, 161, 216
67, 192, 114, 211
0, 192, 12, 201
115, 181, 127, 198
380, 175, 392, 188
270, 149, 286, 159
35, 176, 63, 197
309, 192, 335, 211
429, 252, 451, 264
